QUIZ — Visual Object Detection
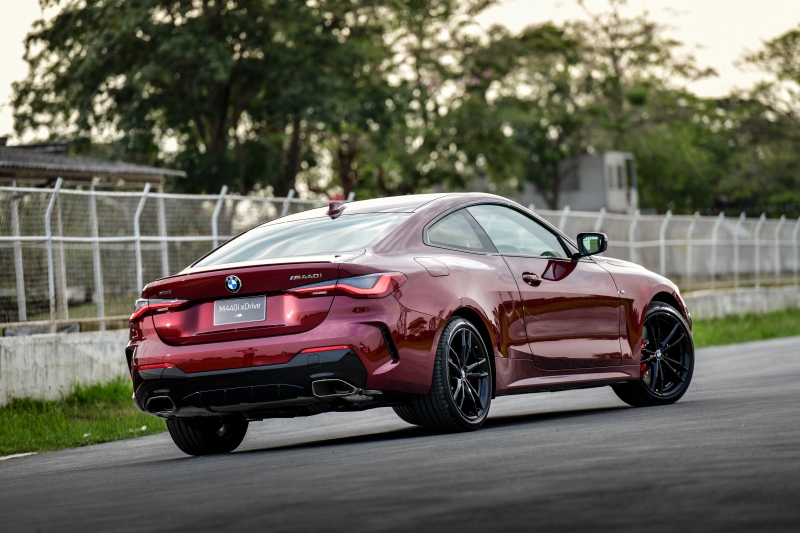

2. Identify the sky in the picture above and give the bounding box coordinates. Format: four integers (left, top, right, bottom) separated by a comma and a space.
1, 0, 800, 141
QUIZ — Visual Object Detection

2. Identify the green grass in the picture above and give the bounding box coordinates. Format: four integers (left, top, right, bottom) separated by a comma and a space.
692, 307, 800, 348
0, 377, 165, 456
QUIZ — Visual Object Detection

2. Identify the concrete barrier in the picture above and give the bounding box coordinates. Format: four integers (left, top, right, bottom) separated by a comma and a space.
683, 286, 800, 320
0, 330, 128, 406
1, 285, 799, 405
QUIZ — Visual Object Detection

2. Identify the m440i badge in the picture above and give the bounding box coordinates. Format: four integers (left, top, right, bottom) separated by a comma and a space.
289, 274, 322, 281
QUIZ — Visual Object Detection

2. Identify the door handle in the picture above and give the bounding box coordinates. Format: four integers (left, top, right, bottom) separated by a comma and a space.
521, 272, 542, 287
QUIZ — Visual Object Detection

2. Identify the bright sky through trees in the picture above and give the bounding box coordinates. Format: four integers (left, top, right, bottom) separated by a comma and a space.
1, 0, 799, 140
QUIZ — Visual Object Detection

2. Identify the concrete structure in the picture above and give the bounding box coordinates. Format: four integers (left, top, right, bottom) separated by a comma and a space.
0, 330, 128, 406
519, 151, 638, 213
682, 286, 800, 320
2, 286, 799, 405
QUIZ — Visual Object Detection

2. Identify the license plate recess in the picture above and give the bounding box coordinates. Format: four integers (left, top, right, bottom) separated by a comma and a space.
213, 295, 266, 326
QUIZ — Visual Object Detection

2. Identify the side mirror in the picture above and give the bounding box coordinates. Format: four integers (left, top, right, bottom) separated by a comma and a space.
576, 232, 608, 257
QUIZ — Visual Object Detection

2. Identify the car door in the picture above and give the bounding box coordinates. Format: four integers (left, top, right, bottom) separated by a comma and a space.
466, 204, 622, 369
423, 208, 532, 359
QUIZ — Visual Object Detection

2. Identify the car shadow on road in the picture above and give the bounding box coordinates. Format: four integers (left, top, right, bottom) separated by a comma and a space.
231, 404, 629, 456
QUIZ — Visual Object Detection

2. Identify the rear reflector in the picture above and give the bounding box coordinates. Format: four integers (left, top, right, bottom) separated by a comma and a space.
298, 345, 351, 354
288, 273, 406, 299
136, 363, 176, 372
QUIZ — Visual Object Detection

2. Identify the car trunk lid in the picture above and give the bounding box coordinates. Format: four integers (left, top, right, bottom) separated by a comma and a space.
143, 260, 341, 346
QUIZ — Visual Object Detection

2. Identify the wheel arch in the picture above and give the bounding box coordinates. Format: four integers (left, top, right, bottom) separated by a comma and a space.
449, 306, 497, 399
650, 291, 691, 328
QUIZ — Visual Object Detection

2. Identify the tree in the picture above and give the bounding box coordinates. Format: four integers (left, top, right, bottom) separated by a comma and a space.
443, 0, 716, 209
13, 1, 430, 194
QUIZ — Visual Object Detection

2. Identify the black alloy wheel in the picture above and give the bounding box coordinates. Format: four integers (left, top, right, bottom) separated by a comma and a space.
612, 301, 695, 407
446, 325, 491, 420
411, 317, 493, 432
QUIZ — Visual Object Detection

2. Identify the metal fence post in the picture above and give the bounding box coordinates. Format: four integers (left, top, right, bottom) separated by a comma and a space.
45, 178, 64, 332
659, 210, 672, 276
89, 181, 106, 331
134, 183, 152, 294
628, 209, 640, 264
211, 185, 229, 249
793, 216, 800, 287
558, 205, 571, 232
685, 212, 699, 290
54, 187, 69, 321
754, 213, 766, 289
280, 189, 296, 218
775, 215, 786, 283
733, 212, 745, 289
710, 212, 724, 291
593, 207, 606, 232
10, 181, 27, 322
157, 183, 170, 278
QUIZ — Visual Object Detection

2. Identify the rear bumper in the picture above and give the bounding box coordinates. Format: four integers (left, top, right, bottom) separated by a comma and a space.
133, 347, 395, 419
128, 295, 442, 416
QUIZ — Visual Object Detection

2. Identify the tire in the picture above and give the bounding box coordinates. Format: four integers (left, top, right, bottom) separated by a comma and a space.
612, 301, 695, 407
392, 405, 421, 426
166, 417, 249, 456
410, 317, 493, 432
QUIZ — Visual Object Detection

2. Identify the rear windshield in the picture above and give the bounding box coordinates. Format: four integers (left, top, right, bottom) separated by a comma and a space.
194, 213, 407, 267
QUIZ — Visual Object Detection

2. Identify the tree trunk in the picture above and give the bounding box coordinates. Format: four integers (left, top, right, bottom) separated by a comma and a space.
335, 137, 359, 198
283, 116, 303, 192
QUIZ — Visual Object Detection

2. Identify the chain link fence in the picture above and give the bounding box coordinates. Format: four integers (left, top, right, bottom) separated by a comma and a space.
0, 180, 330, 332
534, 205, 800, 292
1, 183, 799, 333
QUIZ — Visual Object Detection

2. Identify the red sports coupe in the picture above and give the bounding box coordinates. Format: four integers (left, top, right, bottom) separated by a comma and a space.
128, 193, 694, 455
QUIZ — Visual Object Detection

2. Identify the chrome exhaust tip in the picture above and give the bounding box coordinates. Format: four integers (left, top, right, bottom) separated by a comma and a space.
145, 395, 176, 414
311, 379, 358, 398
311, 379, 382, 402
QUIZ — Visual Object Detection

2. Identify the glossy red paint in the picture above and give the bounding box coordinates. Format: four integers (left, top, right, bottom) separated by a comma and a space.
502, 255, 623, 369
128, 192, 690, 418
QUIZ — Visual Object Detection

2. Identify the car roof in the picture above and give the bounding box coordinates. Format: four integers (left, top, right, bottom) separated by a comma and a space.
261, 192, 522, 228
260, 193, 452, 226
337, 193, 452, 213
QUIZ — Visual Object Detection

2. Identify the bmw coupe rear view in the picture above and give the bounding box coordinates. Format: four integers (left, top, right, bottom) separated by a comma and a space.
128, 193, 694, 455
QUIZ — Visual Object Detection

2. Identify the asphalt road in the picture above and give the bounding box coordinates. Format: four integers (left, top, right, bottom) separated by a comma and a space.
2, 336, 799, 532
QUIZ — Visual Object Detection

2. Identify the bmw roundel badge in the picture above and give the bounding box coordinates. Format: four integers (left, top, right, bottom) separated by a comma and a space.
225, 275, 242, 293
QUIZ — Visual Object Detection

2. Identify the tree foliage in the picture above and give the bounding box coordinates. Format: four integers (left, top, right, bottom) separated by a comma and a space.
12, 0, 800, 216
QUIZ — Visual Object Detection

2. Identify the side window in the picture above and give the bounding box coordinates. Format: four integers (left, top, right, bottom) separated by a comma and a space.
427, 209, 496, 253
467, 204, 568, 258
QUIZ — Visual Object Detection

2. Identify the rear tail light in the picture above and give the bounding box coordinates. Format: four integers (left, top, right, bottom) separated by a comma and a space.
286, 280, 338, 297
130, 299, 188, 322
288, 273, 406, 299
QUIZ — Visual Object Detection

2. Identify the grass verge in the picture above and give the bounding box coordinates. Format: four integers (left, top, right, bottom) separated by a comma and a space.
692, 307, 800, 348
0, 377, 165, 456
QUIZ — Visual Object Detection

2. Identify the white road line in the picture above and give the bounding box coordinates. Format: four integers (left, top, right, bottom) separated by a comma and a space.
0, 452, 37, 461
